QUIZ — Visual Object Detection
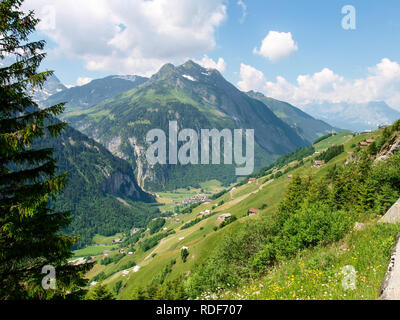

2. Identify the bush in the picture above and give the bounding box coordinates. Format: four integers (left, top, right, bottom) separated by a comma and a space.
276, 202, 352, 257
181, 248, 189, 263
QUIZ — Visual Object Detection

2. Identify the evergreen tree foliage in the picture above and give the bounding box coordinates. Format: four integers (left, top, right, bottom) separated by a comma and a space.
0, 0, 91, 299
86, 282, 115, 300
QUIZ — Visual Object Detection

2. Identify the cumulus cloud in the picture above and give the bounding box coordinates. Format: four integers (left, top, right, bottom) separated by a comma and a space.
24, 0, 227, 76
194, 55, 226, 73
253, 31, 298, 62
237, 58, 400, 109
76, 77, 93, 86
237, 64, 266, 92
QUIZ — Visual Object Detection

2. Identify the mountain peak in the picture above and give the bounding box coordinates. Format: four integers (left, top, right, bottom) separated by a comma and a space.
181, 60, 202, 70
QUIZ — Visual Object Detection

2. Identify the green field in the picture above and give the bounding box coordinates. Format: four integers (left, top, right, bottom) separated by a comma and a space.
72, 245, 117, 258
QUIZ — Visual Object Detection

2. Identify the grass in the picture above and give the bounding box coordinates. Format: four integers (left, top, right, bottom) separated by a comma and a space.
220, 221, 400, 300
314, 131, 353, 150
72, 245, 117, 258
93, 233, 123, 245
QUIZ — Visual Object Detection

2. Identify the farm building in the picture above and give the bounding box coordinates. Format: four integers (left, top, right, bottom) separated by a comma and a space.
314, 160, 325, 167
248, 208, 260, 215
218, 213, 232, 222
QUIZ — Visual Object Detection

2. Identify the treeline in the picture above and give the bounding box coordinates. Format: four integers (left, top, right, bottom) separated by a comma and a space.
148, 218, 166, 235
139, 230, 176, 252
313, 133, 336, 145
254, 145, 315, 178
316, 145, 344, 163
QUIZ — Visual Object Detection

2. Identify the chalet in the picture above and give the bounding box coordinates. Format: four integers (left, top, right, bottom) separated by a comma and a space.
218, 213, 232, 222
120, 249, 125, 254
248, 178, 256, 184
314, 160, 325, 167
359, 141, 368, 148
112, 238, 122, 243
287, 174, 293, 179
366, 139, 376, 144
248, 208, 260, 215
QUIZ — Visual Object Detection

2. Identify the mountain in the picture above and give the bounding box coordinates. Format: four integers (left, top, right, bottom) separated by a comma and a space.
30, 74, 67, 103
247, 91, 339, 143
35, 124, 158, 248
302, 101, 400, 132
63, 60, 308, 191
41, 75, 148, 112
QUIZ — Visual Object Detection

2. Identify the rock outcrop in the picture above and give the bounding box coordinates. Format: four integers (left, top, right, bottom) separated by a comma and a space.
375, 133, 400, 163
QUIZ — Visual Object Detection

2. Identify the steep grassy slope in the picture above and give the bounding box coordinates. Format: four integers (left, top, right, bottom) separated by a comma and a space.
83, 122, 400, 300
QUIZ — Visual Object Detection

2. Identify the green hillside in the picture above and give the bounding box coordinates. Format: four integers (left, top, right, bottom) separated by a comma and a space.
82, 120, 400, 300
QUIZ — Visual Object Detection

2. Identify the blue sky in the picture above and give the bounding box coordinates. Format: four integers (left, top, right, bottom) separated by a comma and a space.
24, 0, 400, 109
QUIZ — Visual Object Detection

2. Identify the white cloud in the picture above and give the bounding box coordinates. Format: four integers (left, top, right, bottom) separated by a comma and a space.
194, 55, 226, 73
24, 0, 227, 76
76, 77, 93, 86
237, 64, 266, 92
253, 31, 298, 62
237, 0, 247, 24
237, 58, 400, 109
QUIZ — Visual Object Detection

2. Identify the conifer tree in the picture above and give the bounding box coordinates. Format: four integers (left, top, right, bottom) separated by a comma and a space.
0, 0, 91, 299
86, 283, 115, 300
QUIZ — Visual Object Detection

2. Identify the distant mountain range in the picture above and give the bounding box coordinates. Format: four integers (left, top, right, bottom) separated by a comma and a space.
302, 101, 400, 132
246, 91, 340, 142
31, 74, 66, 103
41, 74, 148, 112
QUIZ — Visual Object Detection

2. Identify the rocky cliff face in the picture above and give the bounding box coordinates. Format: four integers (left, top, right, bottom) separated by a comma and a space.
101, 171, 142, 199
375, 133, 400, 162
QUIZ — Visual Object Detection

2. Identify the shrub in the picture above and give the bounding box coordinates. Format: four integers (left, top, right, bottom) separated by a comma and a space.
181, 248, 189, 263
